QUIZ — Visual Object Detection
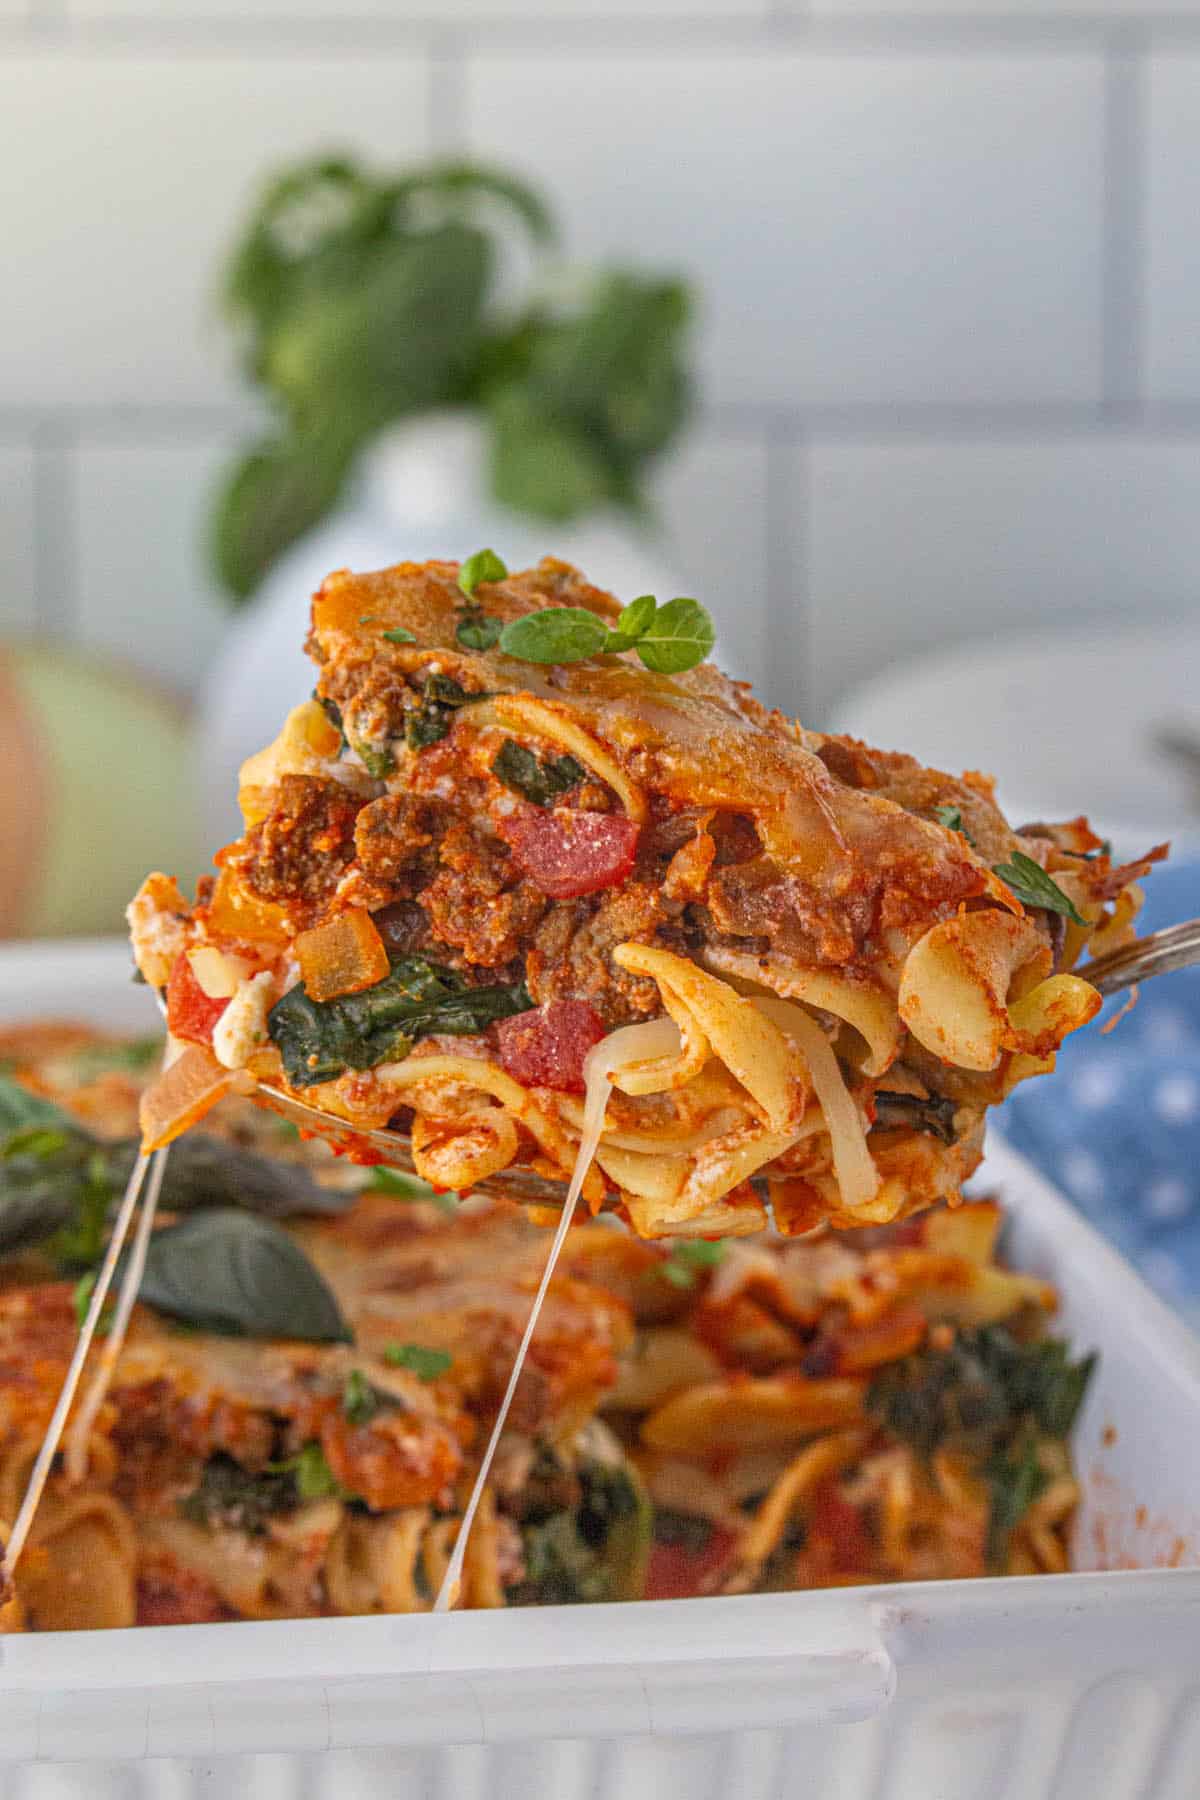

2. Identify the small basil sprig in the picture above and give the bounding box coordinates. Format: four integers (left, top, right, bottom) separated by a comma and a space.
128, 1209, 352, 1343
992, 851, 1085, 925
934, 804, 977, 848
498, 593, 715, 676
458, 548, 507, 598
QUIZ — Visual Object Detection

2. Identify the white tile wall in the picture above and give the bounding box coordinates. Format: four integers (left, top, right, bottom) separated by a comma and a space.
0, 53, 430, 409
0, 11, 1198, 721
74, 434, 234, 696
654, 426, 772, 695
1146, 53, 1200, 405
0, 447, 36, 638
804, 437, 1200, 707
464, 50, 1106, 412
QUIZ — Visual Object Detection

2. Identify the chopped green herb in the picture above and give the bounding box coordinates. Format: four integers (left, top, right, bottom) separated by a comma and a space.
343, 1368, 381, 1425
384, 1342, 452, 1381
382, 626, 417, 645
359, 614, 383, 624
351, 739, 394, 779
458, 548, 508, 598
661, 1237, 726, 1290
491, 739, 586, 808
992, 852, 1086, 925
268, 954, 530, 1087
933, 804, 976, 847
274, 1441, 346, 1503
456, 610, 503, 652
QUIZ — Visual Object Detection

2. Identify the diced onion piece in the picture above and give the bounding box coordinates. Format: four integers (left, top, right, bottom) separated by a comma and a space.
139, 1043, 235, 1151
296, 908, 390, 1003
753, 999, 880, 1215
188, 945, 252, 1000
207, 870, 291, 948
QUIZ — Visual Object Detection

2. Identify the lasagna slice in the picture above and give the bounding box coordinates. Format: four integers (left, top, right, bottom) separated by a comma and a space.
0, 1190, 641, 1630
130, 556, 1159, 1238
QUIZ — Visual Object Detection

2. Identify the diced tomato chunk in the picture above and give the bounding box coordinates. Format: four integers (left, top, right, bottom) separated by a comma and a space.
496, 1000, 607, 1094
645, 1524, 737, 1601
807, 1477, 873, 1576
165, 952, 229, 1046
497, 804, 639, 900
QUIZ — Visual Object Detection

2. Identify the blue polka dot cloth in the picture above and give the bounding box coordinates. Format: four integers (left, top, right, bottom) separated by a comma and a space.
1000, 859, 1200, 1333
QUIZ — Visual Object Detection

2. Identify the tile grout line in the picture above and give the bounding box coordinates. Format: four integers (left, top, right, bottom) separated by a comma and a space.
1101, 24, 1149, 421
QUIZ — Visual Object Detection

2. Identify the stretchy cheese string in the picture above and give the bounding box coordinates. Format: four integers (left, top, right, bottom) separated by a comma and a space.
1, 1145, 169, 1582
433, 1019, 680, 1612
65, 1146, 170, 1483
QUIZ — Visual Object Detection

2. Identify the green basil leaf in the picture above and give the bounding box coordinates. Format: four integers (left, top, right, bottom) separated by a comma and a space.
933, 804, 976, 848
141, 1133, 353, 1220
130, 1209, 352, 1342
384, 1342, 452, 1381
458, 548, 508, 598
277, 1441, 346, 1502
661, 1237, 725, 1289
498, 607, 611, 665
491, 739, 585, 808
603, 593, 658, 653
456, 611, 503, 652
382, 626, 416, 645
992, 852, 1086, 925
634, 597, 715, 675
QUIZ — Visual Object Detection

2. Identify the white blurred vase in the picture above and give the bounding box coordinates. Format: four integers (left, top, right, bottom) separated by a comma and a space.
197, 411, 689, 846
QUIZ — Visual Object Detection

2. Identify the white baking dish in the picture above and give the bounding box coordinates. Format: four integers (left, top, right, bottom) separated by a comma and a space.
0, 939, 1197, 1800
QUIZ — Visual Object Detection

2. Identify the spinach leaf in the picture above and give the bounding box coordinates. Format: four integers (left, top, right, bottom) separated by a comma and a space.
129, 1209, 352, 1342
872, 1090, 959, 1145
268, 955, 530, 1087
404, 673, 481, 752
508, 1454, 650, 1607
985, 1433, 1050, 1569
491, 739, 585, 807
179, 1453, 300, 1535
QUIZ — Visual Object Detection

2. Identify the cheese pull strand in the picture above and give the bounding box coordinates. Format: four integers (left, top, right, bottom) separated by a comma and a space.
1, 1145, 168, 1583
65, 1146, 170, 1483
433, 1018, 679, 1612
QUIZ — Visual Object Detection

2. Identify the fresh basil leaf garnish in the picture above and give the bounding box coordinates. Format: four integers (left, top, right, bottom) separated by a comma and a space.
268, 955, 530, 1087
458, 548, 508, 599
491, 739, 585, 808
382, 626, 416, 645
128, 1209, 352, 1343
633, 596, 715, 675
498, 606, 611, 665
992, 851, 1086, 925
603, 593, 656, 653
456, 610, 503, 652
